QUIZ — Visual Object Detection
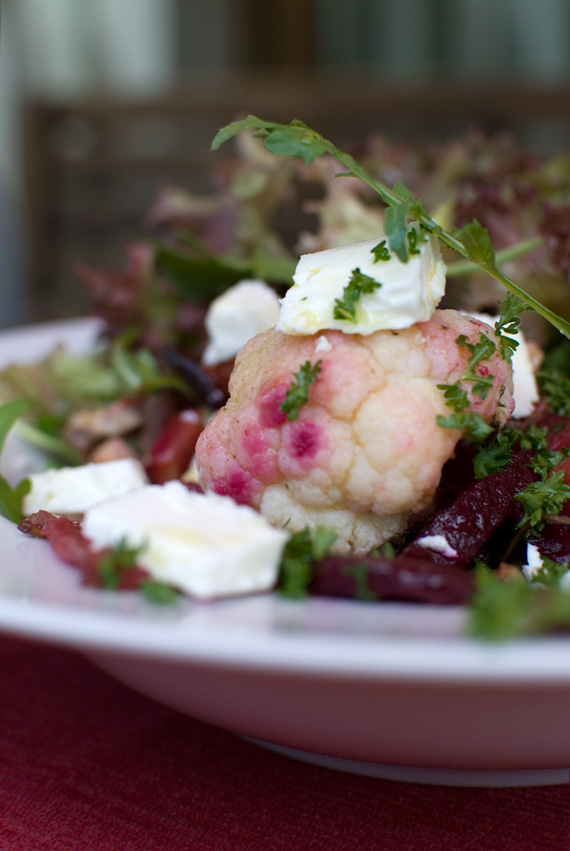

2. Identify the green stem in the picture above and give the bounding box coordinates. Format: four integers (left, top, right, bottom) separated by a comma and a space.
446, 236, 543, 278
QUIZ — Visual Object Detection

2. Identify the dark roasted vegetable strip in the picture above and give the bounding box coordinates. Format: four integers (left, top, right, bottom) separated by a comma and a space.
163, 345, 227, 409
309, 553, 474, 605
18, 510, 149, 590
402, 449, 537, 568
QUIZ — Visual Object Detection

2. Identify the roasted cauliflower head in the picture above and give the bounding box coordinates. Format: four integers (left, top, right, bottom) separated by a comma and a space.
195, 309, 514, 553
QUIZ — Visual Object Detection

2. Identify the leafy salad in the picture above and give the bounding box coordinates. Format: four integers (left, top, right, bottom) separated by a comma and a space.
3, 116, 570, 640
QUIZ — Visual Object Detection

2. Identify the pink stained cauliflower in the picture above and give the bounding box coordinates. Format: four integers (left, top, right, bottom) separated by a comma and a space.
195, 309, 514, 553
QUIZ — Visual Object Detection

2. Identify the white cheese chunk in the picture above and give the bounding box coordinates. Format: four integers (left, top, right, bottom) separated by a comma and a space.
82, 481, 289, 600
23, 458, 149, 517
522, 542, 544, 581
277, 229, 446, 335
415, 534, 458, 559
202, 279, 281, 366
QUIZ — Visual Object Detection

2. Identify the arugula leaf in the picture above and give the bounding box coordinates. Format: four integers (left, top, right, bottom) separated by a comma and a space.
212, 116, 570, 340
0, 400, 32, 523
111, 331, 189, 396
280, 360, 322, 421
333, 268, 382, 322
278, 525, 337, 598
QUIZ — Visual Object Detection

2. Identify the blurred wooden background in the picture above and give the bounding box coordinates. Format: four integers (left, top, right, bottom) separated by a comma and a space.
4, 0, 570, 323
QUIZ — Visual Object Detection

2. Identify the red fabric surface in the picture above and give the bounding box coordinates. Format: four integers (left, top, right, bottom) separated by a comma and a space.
0, 634, 567, 851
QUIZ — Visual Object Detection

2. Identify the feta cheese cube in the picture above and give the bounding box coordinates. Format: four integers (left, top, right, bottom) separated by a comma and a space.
23, 458, 149, 516
202, 279, 281, 366
82, 481, 289, 600
277, 230, 446, 335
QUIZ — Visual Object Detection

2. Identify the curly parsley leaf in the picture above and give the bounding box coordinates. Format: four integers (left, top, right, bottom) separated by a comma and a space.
437, 383, 470, 412
494, 292, 525, 360
469, 564, 570, 641
515, 470, 570, 533
537, 370, 570, 416
333, 268, 381, 322
435, 411, 494, 443
407, 226, 427, 255
472, 431, 514, 479
371, 240, 390, 263
278, 525, 337, 598
280, 360, 322, 421
97, 538, 146, 590
527, 555, 569, 589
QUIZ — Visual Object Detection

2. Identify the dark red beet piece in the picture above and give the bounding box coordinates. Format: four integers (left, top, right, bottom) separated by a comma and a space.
145, 409, 204, 484
402, 449, 537, 568
309, 554, 474, 605
18, 510, 150, 590
527, 525, 570, 565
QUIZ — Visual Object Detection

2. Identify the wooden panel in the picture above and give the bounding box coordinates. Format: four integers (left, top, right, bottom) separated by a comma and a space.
22, 76, 570, 321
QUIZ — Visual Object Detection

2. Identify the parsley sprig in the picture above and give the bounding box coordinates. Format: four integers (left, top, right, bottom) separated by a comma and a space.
515, 468, 570, 534
493, 293, 525, 360
333, 268, 381, 322
212, 117, 570, 341
469, 563, 570, 641
280, 360, 322, 421
278, 525, 337, 598
371, 240, 390, 262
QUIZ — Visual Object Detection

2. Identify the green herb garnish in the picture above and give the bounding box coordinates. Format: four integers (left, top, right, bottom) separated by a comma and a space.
278, 525, 337, 598
280, 360, 322, 421
0, 400, 32, 523
494, 292, 525, 360
472, 431, 514, 479
515, 470, 570, 533
97, 538, 146, 590
435, 410, 494, 443
333, 268, 381, 323
212, 116, 570, 340
469, 564, 570, 641
371, 240, 390, 262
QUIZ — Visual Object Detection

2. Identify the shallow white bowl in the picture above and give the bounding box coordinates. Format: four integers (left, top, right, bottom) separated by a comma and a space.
0, 319, 568, 787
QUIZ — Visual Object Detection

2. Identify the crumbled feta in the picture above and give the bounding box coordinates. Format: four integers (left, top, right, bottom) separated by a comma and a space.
314, 335, 333, 353
202, 279, 281, 366
522, 542, 543, 581
277, 229, 446, 335
415, 534, 458, 559
82, 481, 289, 600
22, 458, 149, 517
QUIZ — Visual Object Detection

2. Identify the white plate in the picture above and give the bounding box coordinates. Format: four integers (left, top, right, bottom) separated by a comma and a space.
0, 319, 568, 787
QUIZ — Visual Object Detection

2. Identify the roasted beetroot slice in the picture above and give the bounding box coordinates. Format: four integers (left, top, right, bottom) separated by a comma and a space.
18, 511, 151, 590
309, 554, 474, 605
402, 450, 537, 568
527, 525, 570, 565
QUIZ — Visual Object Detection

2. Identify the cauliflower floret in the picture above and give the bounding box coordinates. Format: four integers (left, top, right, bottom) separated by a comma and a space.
195, 309, 514, 553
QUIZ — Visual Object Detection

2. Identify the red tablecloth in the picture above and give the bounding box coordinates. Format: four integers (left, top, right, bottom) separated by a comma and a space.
0, 634, 567, 851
